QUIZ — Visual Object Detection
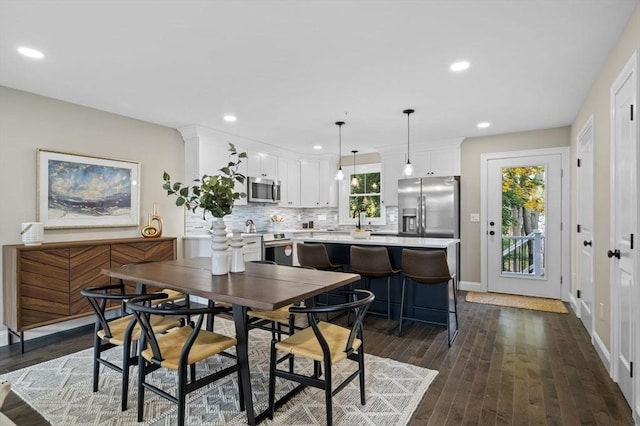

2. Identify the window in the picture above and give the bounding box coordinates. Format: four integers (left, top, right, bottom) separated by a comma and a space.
339, 163, 385, 226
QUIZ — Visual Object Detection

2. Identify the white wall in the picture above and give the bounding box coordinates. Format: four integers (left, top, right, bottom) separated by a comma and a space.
459, 126, 571, 284
0, 86, 185, 344
570, 5, 640, 349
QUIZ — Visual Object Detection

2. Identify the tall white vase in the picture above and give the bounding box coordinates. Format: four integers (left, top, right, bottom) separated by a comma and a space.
229, 229, 245, 273
210, 217, 229, 275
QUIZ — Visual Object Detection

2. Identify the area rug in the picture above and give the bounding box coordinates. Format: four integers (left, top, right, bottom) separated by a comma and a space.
1, 318, 437, 425
465, 291, 568, 314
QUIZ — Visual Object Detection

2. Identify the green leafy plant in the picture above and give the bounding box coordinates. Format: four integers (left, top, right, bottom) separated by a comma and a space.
163, 143, 247, 219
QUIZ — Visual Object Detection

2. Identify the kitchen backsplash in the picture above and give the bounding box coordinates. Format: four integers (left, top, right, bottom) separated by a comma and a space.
185, 205, 398, 235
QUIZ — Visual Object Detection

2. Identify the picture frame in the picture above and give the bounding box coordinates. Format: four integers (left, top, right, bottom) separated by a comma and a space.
37, 149, 141, 229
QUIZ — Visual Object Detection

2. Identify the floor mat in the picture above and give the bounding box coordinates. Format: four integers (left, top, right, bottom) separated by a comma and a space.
465, 291, 568, 314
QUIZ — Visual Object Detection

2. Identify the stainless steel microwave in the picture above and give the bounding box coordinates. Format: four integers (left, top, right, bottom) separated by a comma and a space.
247, 177, 281, 203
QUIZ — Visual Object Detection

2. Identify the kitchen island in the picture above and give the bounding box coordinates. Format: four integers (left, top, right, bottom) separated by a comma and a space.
292, 234, 460, 337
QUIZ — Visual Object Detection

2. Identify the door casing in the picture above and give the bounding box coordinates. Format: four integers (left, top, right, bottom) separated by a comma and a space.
480, 147, 570, 301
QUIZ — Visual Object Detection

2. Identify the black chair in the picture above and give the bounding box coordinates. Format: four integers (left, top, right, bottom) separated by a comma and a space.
127, 293, 244, 426
350, 246, 401, 332
80, 284, 182, 411
398, 249, 459, 346
268, 289, 375, 426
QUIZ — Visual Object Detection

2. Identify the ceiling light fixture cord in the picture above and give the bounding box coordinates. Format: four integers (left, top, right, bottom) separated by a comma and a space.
335, 121, 345, 181
402, 108, 415, 177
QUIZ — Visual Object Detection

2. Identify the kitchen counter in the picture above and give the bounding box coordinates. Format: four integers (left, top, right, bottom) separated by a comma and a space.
292, 234, 459, 249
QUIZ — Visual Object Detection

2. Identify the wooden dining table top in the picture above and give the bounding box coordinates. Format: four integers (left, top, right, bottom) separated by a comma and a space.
101, 257, 361, 311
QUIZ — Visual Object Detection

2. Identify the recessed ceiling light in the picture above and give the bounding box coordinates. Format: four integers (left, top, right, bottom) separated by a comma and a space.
17, 46, 45, 59
450, 61, 470, 72
313, 145, 322, 150
477, 121, 491, 129
223, 115, 237, 122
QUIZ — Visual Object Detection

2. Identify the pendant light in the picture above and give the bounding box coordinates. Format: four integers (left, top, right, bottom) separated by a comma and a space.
402, 108, 415, 177
351, 150, 359, 187
334, 121, 345, 180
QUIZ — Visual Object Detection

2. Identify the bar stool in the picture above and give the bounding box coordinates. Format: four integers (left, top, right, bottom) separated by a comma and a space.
399, 249, 459, 346
350, 246, 400, 333
297, 243, 345, 320
297, 243, 344, 271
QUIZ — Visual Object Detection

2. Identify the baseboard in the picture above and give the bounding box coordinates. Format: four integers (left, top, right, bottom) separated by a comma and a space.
0, 316, 94, 348
568, 293, 579, 315
593, 329, 611, 375
459, 281, 481, 292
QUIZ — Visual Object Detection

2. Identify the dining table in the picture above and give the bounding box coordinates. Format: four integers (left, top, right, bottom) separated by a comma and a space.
101, 257, 360, 425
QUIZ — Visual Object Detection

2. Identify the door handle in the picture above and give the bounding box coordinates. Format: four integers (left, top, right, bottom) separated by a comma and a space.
583, 240, 592, 247
489, 230, 495, 236
489, 221, 495, 227
607, 249, 621, 259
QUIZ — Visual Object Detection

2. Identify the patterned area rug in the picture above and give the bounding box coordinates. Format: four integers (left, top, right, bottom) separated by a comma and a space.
465, 291, 568, 314
1, 318, 437, 425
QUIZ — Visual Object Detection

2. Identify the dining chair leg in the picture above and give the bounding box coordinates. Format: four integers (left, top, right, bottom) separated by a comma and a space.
358, 346, 366, 405
137, 356, 146, 422
268, 340, 277, 419
121, 341, 131, 411
324, 357, 333, 426
178, 366, 187, 426
92, 335, 100, 393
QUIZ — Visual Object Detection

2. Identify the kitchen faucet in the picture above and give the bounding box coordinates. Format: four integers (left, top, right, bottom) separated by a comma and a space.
352, 208, 362, 229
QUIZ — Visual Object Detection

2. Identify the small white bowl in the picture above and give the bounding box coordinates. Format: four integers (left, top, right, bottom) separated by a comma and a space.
350, 229, 371, 239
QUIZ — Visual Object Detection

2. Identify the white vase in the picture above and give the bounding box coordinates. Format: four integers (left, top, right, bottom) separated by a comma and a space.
210, 217, 229, 275
229, 229, 245, 273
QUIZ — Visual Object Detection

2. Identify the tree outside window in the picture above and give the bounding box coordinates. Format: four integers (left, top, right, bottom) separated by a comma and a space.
349, 171, 381, 218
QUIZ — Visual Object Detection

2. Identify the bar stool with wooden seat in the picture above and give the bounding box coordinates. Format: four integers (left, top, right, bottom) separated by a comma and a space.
350, 245, 400, 332
398, 249, 459, 346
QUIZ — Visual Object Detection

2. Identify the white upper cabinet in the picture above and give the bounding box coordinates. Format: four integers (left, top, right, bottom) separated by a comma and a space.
300, 159, 321, 207
298, 158, 338, 208
381, 153, 405, 206
247, 151, 278, 179
318, 159, 338, 207
279, 157, 300, 207
411, 147, 460, 177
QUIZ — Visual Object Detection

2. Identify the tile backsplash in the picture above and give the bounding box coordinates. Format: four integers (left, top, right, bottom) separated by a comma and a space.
185, 204, 398, 235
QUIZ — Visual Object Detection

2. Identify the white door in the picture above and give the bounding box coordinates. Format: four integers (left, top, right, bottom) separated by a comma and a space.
485, 152, 563, 298
576, 116, 595, 337
610, 52, 637, 407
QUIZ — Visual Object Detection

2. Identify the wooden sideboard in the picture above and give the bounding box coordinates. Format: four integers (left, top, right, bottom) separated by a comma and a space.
3, 237, 176, 350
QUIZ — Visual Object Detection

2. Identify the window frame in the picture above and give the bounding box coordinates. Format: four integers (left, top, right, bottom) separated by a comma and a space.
339, 162, 386, 226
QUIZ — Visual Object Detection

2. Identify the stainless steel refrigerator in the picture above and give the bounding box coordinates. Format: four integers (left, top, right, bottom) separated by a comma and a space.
398, 176, 460, 238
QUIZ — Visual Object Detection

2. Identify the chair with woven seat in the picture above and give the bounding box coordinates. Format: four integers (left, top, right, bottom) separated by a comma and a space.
127, 293, 243, 426
350, 245, 401, 333
81, 283, 183, 411
267, 289, 375, 426
398, 249, 459, 346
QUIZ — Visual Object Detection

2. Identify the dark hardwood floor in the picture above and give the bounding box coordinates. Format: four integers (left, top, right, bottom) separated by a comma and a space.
0, 293, 632, 425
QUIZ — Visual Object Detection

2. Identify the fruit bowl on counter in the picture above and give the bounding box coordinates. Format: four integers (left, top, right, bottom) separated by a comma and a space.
350, 229, 371, 239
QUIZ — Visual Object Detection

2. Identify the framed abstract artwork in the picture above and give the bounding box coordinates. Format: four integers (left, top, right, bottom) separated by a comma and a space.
37, 149, 141, 229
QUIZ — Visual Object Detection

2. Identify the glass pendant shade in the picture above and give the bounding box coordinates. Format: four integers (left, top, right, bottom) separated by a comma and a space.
402, 161, 414, 177
334, 121, 345, 181
351, 150, 358, 187
402, 108, 415, 177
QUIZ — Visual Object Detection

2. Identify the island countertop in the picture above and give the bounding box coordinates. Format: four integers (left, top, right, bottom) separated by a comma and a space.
292, 234, 459, 249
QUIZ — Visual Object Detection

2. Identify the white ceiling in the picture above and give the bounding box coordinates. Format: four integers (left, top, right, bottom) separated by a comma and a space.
0, 1, 637, 155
